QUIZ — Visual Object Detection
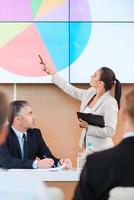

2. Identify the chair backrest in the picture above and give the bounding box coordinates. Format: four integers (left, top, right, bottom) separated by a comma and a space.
108, 187, 134, 200
48, 187, 64, 200
0, 172, 51, 200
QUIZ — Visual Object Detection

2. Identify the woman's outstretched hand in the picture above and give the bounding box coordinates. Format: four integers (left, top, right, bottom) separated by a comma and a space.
40, 60, 57, 76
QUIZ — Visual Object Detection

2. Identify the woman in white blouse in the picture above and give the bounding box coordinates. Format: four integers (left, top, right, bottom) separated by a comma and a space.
41, 63, 122, 152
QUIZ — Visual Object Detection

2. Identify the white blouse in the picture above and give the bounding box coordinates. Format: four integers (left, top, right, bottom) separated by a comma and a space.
83, 106, 91, 113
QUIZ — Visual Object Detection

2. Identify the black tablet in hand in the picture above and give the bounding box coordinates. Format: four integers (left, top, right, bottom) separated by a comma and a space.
77, 112, 105, 127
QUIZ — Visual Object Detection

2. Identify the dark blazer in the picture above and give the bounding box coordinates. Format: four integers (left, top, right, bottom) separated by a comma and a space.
0, 127, 60, 169
73, 136, 134, 200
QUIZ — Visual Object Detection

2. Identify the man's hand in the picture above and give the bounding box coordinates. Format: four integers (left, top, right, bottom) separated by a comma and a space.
79, 119, 88, 128
60, 158, 72, 169
37, 158, 54, 169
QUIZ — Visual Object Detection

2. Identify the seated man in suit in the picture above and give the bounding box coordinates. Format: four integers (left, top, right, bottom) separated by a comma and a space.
73, 89, 134, 200
0, 91, 8, 145
0, 100, 72, 169
0, 97, 51, 199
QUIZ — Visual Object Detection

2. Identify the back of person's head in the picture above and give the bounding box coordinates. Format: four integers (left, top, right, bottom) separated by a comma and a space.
125, 89, 134, 123
8, 100, 29, 126
100, 67, 122, 108
0, 92, 8, 132
0, 91, 8, 144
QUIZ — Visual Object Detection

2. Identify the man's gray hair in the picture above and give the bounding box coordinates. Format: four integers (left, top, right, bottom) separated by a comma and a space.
8, 100, 29, 125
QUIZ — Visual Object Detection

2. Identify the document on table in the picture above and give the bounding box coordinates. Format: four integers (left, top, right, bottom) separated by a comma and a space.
8, 164, 66, 172
37, 164, 65, 171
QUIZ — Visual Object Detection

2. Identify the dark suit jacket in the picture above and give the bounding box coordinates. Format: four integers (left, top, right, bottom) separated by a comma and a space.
73, 136, 134, 200
0, 127, 60, 169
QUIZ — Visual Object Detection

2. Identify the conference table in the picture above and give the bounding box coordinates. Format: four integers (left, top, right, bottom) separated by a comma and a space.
7, 168, 81, 200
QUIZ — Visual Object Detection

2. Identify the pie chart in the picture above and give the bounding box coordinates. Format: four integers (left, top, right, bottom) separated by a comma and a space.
0, 0, 92, 78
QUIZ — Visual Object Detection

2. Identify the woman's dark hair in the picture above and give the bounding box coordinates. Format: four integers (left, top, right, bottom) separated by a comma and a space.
100, 67, 122, 109
8, 100, 29, 125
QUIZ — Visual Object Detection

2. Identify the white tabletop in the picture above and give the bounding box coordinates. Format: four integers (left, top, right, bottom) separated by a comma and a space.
7, 168, 81, 182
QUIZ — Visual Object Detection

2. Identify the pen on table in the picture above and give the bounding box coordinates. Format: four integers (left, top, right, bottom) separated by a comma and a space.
43, 155, 56, 167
